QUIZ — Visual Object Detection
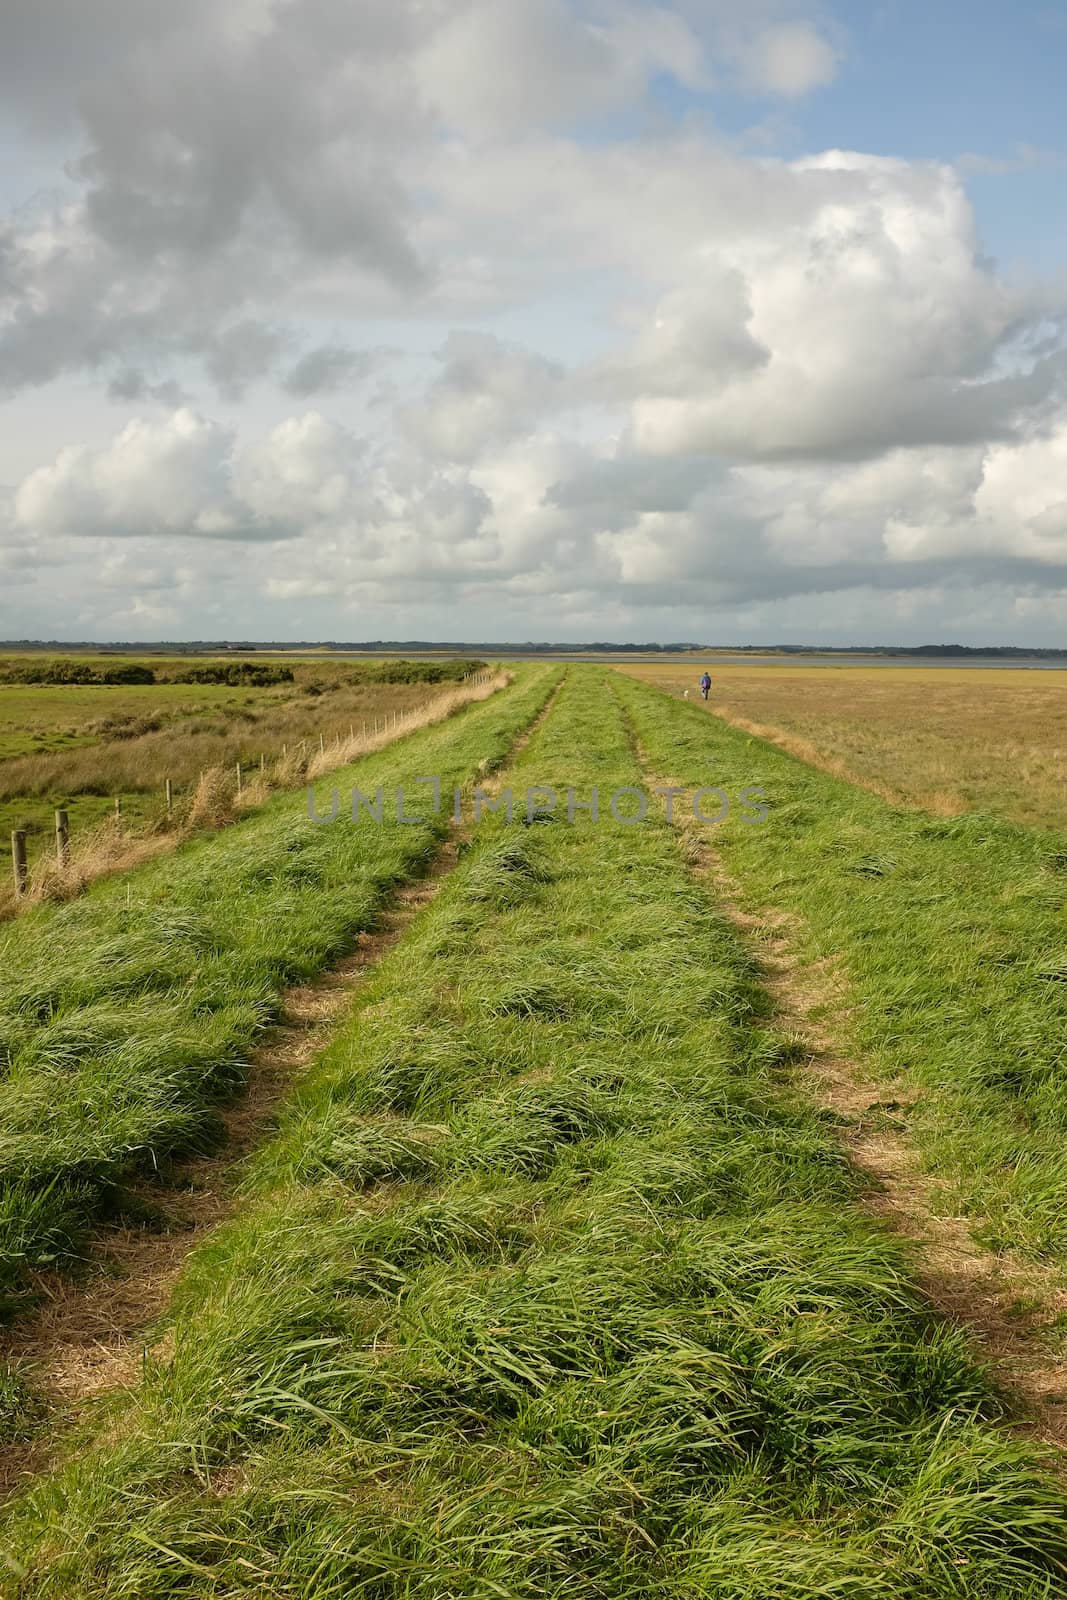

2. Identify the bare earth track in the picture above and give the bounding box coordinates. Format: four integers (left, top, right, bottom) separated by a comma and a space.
0, 670, 567, 1501
0, 844, 460, 1497
636, 741, 1067, 1463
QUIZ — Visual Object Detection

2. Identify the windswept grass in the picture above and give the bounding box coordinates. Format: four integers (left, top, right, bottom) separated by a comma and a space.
614, 670, 1067, 1264
2, 669, 1064, 1597
0, 667, 556, 1309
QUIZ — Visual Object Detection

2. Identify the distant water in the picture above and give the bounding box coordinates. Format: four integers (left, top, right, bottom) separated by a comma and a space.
326, 650, 1067, 671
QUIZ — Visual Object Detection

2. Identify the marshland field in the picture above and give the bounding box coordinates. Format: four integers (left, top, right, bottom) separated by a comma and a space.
1, 653, 1066, 1598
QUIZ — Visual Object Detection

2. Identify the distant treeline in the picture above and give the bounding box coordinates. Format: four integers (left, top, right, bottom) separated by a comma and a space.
0, 660, 161, 686
0, 660, 295, 688
0, 656, 486, 689
169, 663, 296, 686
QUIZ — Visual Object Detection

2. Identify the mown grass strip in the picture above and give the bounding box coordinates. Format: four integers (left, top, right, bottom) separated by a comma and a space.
2, 666, 1064, 1598
0, 668, 558, 1314
613, 672, 1067, 1265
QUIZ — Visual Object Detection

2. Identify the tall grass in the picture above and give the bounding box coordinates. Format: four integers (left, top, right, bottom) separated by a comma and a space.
614, 671, 1067, 1263
0, 667, 556, 1309
0, 666, 494, 892
2, 668, 1063, 1597
3, 671, 511, 917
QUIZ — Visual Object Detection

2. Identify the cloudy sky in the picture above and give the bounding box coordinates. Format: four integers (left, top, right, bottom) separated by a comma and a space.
2, 1, 1067, 644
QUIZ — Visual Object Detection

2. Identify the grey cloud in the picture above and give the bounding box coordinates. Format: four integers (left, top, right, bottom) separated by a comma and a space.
0, 0, 433, 398
547, 454, 716, 523
400, 332, 567, 461
107, 368, 190, 407
282, 345, 391, 396
71, 0, 429, 277
202, 321, 289, 401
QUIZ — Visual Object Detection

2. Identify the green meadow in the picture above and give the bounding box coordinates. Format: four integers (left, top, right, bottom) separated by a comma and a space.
1, 669, 1065, 1597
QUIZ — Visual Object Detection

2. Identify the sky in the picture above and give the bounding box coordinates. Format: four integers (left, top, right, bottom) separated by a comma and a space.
1, 1, 1067, 645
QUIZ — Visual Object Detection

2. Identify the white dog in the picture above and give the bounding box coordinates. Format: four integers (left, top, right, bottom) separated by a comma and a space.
682, 689, 690, 699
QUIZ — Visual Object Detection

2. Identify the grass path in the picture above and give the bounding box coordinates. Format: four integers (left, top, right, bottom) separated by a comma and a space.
0, 667, 558, 1340
2, 668, 1065, 1597
621, 712, 1067, 1458
613, 673, 1067, 1269
0, 675, 570, 1495
0, 848, 459, 1500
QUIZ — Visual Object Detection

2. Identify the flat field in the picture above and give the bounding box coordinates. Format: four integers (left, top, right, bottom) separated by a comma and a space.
0, 654, 484, 876
621, 660, 1067, 829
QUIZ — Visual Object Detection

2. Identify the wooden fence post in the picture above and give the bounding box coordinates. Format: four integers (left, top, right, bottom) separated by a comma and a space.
11, 831, 27, 898
165, 778, 173, 814
55, 809, 70, 865
114, 796, 122, 821
235, 762, 243, 794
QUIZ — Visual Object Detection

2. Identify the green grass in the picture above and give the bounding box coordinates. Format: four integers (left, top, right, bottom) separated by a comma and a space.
613, 672, 1067, 1264
0, 667, 557, 1311
2, 668, 1064, 1597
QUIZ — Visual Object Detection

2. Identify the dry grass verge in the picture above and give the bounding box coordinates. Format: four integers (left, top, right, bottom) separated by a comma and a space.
2, 673, 509, 919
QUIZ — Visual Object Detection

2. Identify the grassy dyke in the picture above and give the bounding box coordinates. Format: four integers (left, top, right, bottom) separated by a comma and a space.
0, 668, 557, 1312
3, 667, 1064, 1597
613, 672, 1067, 1264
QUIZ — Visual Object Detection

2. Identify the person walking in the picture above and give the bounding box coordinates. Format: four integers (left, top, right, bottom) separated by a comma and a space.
699, 671, 711, 701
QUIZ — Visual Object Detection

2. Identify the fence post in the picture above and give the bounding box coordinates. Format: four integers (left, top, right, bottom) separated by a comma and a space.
165, 778, 173, 814
55, 809, 70, 865
114, 796, 122, 821
236, 762, 243, 794
259, 753, 265, 773
319, 733, 325, 754
11, 831, 27, 898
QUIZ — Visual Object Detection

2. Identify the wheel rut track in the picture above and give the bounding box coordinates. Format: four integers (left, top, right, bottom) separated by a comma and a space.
614, 693, 1067, 1466
0, 671, 568, 1501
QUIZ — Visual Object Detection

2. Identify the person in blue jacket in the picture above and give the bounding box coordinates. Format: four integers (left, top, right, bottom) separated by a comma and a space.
699, 671, 711, 701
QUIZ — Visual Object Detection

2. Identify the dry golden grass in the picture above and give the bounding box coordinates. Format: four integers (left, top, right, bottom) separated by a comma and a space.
0, 680, 440, 805
2, 671, 508, 917
619, 661, 1067, 829
0, 663, 486, 882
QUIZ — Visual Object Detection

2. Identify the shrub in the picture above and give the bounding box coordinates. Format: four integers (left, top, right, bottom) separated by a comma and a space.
171, 663, 295, 687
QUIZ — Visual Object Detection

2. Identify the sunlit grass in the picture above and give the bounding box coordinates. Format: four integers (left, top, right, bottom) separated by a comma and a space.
621, 661, 1067, 830
2, 670, 1064, 1598
0, 667, 555, 1306
615, 670, 1067, 1262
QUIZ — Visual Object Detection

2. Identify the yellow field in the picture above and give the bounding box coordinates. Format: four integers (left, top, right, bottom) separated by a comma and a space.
619, 661, 1067, 829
